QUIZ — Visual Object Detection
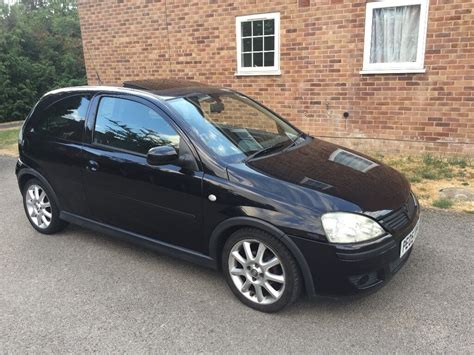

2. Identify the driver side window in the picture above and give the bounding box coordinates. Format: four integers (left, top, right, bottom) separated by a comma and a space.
94, 97, 180, 155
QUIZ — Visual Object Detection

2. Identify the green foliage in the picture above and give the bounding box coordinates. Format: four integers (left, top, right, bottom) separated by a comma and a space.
432, 198, 454, 209
419, 154, 454, 180
404, 154, 472, 181
447, 156, 469, 169
382, 154, 472, 184
0, 1, 86, 122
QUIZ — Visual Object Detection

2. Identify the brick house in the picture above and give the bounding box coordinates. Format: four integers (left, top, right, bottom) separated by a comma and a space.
77, 0, 473, 155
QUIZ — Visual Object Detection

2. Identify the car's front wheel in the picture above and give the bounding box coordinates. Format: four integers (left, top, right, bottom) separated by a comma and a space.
222, 228, 302, 312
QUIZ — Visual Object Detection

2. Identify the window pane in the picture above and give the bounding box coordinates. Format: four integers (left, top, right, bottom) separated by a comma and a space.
264, 52, 274, 67
252, 20, 263, 36
264, 19, 274, 35
94, 97, 179, 155
253, 36, 263, 51
264, 36, 274, 50
237, 14, 280, 73
169, 93, 298, 163
370, 5, 420, 63
37, 95, 91, 142
243, 38, 252, 52
242, 21, 251, 37
253, 52, 263, 67
243, 53, 252, 67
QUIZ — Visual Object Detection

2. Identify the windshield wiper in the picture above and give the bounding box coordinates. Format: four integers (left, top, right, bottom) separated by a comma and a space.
283, 132, 306, 152
245, 141, 290, 162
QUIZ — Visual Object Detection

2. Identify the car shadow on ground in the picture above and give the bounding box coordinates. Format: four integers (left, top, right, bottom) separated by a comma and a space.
54, 223, 423, 317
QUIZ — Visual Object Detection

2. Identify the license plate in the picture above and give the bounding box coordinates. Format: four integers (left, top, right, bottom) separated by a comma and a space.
400, 219, 420, 258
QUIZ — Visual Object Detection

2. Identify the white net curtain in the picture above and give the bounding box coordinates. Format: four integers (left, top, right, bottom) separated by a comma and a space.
370, 5, 421, 63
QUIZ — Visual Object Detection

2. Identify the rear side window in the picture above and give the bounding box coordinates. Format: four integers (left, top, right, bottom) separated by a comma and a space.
36, 94, 91, 142
93, 97, 180, 155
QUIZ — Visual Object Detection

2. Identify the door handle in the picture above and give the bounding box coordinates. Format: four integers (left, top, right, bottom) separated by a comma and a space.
87, 160, 100, 172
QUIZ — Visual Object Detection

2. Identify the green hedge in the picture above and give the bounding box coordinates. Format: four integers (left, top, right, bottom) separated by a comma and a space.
0, 1, 86, 122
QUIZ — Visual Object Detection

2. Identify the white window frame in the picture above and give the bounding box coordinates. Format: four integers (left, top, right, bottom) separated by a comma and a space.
361, 0, 429, 74
235, 12, 281, 76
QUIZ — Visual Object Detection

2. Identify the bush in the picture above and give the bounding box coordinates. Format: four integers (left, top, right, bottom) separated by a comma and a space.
0, 1, 86, 122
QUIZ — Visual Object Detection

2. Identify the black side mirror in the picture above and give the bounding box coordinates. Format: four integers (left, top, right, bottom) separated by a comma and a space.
147, 145, 178, 166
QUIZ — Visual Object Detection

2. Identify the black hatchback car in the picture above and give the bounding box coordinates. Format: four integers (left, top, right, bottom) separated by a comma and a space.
16, 79, 420, 312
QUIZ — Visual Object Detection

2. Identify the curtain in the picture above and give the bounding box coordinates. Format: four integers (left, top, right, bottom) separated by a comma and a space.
370, 5, 421, 63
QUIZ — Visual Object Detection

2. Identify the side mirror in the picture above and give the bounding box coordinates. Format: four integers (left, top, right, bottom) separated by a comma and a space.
147, 145, 178, 166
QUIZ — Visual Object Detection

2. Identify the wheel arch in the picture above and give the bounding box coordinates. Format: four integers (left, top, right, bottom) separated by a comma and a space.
17, 168, 62, 210
209, 217, 316, 296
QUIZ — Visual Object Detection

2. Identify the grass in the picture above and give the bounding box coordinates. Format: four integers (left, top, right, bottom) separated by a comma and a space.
378, 153, 473, 213
431, 198, 454, 209
0, 127, 20, 156
382, 153, 472, 184
381, 154, 471, 183
0, 127, 19, 146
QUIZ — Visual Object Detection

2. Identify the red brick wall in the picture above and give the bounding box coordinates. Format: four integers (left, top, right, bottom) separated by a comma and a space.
77, 0, 474, 155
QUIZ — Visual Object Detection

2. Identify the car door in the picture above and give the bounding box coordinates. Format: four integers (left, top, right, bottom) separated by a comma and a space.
82, 94, 204, 252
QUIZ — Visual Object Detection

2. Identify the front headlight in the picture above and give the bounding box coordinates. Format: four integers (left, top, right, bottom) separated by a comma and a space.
321, 212, 385, 244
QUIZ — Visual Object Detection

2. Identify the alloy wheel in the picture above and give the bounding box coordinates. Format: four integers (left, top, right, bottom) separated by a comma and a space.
25, 184, 52, 229
228, 239, 285, 305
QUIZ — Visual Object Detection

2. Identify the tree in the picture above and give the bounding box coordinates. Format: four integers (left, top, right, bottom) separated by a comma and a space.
0, 0, 86, 122
19, 1, 47, 11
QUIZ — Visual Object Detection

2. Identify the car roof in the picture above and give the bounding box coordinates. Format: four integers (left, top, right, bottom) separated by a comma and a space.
42, 79, 234, 102
123, 79, 234, 98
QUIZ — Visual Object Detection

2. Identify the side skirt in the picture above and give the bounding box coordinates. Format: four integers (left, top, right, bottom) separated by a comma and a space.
60, 211, 217, 269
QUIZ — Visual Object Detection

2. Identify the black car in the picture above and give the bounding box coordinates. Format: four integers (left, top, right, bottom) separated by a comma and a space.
16, 79, 420, 312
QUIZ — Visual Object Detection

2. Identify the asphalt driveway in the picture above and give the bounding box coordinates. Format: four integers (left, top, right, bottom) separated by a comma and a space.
0, 155, 472, 353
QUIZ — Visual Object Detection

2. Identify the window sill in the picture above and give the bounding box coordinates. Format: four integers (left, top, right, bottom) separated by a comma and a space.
360, 68, 426, 75
235, 70, 281, 76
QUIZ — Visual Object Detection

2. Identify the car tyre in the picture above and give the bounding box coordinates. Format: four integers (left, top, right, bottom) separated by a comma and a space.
22, 178, 68, 234
222, 228, 302, 313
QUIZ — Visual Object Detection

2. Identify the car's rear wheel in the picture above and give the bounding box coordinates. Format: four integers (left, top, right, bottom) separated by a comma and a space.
22, 178, 67, 234
222, 228, 302, 312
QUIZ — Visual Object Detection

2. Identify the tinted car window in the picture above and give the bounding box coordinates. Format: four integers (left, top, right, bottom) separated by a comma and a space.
94, 97, 180, 155
36, 94, 91, 142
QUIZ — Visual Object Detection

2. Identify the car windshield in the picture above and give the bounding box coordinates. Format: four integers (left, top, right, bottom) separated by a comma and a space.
168, 93, 301, 163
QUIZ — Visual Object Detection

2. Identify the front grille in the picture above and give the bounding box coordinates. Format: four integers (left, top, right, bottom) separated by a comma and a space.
378, 194, 417, 233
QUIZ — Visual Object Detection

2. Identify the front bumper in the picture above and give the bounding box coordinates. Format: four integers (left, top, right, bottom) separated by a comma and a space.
291, 206, 420, 296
